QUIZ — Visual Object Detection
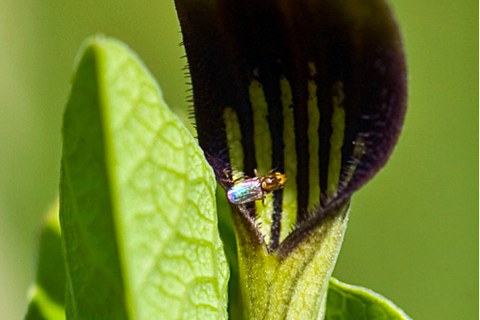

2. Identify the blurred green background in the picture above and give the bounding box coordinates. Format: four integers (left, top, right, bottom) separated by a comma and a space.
0, 0, 477, 319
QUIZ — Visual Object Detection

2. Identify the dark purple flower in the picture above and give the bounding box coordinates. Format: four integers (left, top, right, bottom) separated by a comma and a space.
175, 0, 407, 251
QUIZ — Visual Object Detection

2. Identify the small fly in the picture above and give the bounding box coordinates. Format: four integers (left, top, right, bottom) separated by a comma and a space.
227, 170, 287, 205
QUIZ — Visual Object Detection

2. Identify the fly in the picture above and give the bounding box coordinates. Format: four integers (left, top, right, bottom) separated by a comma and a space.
227, 170, 287, 204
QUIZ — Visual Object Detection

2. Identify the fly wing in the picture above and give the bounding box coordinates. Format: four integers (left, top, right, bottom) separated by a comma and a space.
227, 179, 263, 204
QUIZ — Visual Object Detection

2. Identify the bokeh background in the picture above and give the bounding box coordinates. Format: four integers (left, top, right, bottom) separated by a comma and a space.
0, 0, 477, 319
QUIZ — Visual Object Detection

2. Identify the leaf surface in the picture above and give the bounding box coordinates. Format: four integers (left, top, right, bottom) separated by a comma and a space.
326, 278, 411, 320
24, 203, 65, 320
60, 37, 228, 319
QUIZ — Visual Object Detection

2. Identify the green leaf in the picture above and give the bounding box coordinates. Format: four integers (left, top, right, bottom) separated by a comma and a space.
24, 202, 65, 320
60, 37, 228, 319
326, 278, 411, 320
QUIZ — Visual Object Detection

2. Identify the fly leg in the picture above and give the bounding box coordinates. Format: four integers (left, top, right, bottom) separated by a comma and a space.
221, 168, 246, 185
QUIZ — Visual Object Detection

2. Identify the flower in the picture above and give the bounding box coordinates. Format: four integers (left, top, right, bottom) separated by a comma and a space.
175, 0, 407, 251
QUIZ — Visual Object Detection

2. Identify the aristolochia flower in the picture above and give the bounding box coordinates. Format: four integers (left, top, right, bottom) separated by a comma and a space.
175, 0, 406, 251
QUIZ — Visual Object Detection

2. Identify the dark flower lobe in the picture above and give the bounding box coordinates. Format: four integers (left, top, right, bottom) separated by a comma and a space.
175, 0, 407, 250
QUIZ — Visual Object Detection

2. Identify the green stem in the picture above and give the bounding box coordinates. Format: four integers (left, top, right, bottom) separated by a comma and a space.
232, 201, 350, 320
